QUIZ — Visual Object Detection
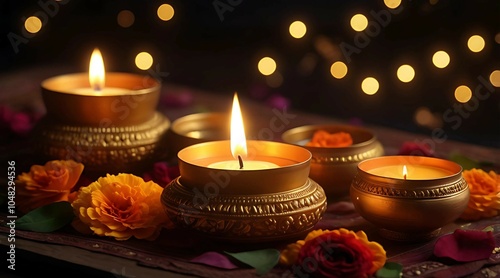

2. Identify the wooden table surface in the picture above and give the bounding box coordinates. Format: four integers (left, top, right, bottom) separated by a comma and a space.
1, 65, 499, 278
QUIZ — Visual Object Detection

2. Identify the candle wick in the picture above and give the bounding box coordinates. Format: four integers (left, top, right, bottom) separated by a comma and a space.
238, 155, 244, 169
93, 85, 102, 92
404, 174, 407, 180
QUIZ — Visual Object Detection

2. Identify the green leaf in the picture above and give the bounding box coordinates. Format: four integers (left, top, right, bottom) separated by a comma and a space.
448, 152, 494, 171
483, 225, 500, 232
448, 152, 480, 170
16, 201, 74, 232
376, 262, 403, 278
224, 249, 280, 275
483, 226, 494, 232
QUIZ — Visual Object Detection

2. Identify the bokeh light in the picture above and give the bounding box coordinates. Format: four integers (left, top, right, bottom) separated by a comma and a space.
454, 85, 472, 103
384, 0, 402, 9
467, 35, 485, 52
414, 107, 443, 129
157, 4, 174, 21
432, 51, 450, 68
289, 21, 307, 39
350, 14, 368, 32
24, 16, 42, 34
490, 70, 500, 87
117, 10, 135, 28
258, 57, 277, 76
495, 33, 500, 44
429, 0, 439, 5
397, 64, 415, 83
135, 52, 153, 70
415, 107, 433, 127
330, 61, 348, 79
361, 77, 379, 95
314, 36, 340, 61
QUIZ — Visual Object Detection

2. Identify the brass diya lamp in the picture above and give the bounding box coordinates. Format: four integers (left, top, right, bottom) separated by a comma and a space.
282, 124, 384, 200
350, 155, 469, 242
167, 112, 229, 159
161, 94, 327, 242
34, 49, 170, 175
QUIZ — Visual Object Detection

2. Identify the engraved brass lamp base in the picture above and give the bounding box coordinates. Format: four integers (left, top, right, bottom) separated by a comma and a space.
162, 176, 327, 243
35, 112, 170, 175
161, 140, 327, 243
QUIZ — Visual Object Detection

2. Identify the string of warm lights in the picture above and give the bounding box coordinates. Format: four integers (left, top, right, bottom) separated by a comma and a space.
257, 6, 498, 99
16, 1, 500, 128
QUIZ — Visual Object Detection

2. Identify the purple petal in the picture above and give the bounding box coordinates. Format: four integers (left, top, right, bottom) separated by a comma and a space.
266, 94, 290, 110
190, 252, 239, 269
433, 229, 495, 262
161, 90, 194, 108
348, 117, 364, 126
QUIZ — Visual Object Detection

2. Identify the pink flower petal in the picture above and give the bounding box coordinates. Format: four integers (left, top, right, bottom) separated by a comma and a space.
190, 252, 239, 269
10, 112, 33, 135
266, 94, 291, 110
433, 229, 495, 262
161, 90, 193, 108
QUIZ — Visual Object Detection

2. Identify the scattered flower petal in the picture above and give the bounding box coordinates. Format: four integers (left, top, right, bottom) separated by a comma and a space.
190, 252, 239, 269
433, 229, 495, 262
161, 90, 194, 108
266, 94, 290, 110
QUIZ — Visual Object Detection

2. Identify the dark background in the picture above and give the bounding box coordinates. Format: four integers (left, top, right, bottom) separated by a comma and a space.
1, 0, 499, 147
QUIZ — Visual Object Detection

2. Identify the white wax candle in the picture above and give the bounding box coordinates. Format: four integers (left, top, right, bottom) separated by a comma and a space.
368, 165, 453, 180
71, 87, 130, 96
208, 160, 279, 170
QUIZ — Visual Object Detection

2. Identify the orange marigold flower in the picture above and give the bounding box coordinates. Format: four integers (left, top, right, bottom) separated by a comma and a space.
15, 160, 84, 213
306, 130, 353, 148
460, 169, 500, 221
280, 228, 386, 278
71, 173, 172, 241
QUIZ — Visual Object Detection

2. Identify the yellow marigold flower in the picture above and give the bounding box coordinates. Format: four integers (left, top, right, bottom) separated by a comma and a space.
460, 169, 500, 221
71, 173, 172, 240
16, 160, 84, 213
280, 228, 386, 277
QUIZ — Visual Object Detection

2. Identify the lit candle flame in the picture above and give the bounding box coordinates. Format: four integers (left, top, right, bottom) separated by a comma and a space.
403, 165, 408, 180
230, 93, 247, 167
89, 48, 105, 92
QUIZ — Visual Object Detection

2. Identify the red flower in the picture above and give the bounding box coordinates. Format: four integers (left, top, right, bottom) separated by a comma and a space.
143, 162, 180, 187
281, 229, 386, 278
397, 141, 435, 157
